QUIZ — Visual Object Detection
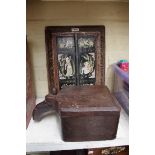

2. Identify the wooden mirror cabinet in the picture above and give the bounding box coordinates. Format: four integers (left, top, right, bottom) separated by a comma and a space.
45, 26, 105, 94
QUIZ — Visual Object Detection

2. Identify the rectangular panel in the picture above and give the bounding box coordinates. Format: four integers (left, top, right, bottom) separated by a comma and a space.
77, 33, 97, 85
56, 36, 76, 88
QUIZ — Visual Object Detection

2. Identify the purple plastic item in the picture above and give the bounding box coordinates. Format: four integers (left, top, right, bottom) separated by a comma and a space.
113, 63, 129, 84
113, 63, 129, 115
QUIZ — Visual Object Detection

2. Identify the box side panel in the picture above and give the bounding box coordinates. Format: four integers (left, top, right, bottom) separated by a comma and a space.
61, 113, 120, 142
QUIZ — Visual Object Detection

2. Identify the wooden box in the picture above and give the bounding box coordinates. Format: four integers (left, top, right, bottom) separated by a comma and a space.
33, 85, 120, 141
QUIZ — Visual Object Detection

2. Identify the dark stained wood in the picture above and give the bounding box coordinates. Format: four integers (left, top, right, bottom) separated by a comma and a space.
46, 85, 120, 114
88, 146, 129, 155
50, 149, 87, 155
32, 100, 58, 121
117, 146, 129, 155
52, 33, 60, 91
33, 85, 120, 141
49, 146, 128, 155
26, 39, 36, 128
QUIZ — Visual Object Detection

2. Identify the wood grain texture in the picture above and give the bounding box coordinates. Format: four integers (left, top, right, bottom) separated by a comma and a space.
26, 39, 36, 128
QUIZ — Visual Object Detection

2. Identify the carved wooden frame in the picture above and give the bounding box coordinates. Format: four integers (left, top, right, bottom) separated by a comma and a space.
45, 26, 105, 94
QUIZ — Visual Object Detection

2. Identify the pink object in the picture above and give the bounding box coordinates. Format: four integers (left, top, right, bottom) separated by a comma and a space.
120, 62, 129, 72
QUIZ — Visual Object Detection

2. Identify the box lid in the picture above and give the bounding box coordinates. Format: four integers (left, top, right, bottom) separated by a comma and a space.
46, 85, 121, 115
